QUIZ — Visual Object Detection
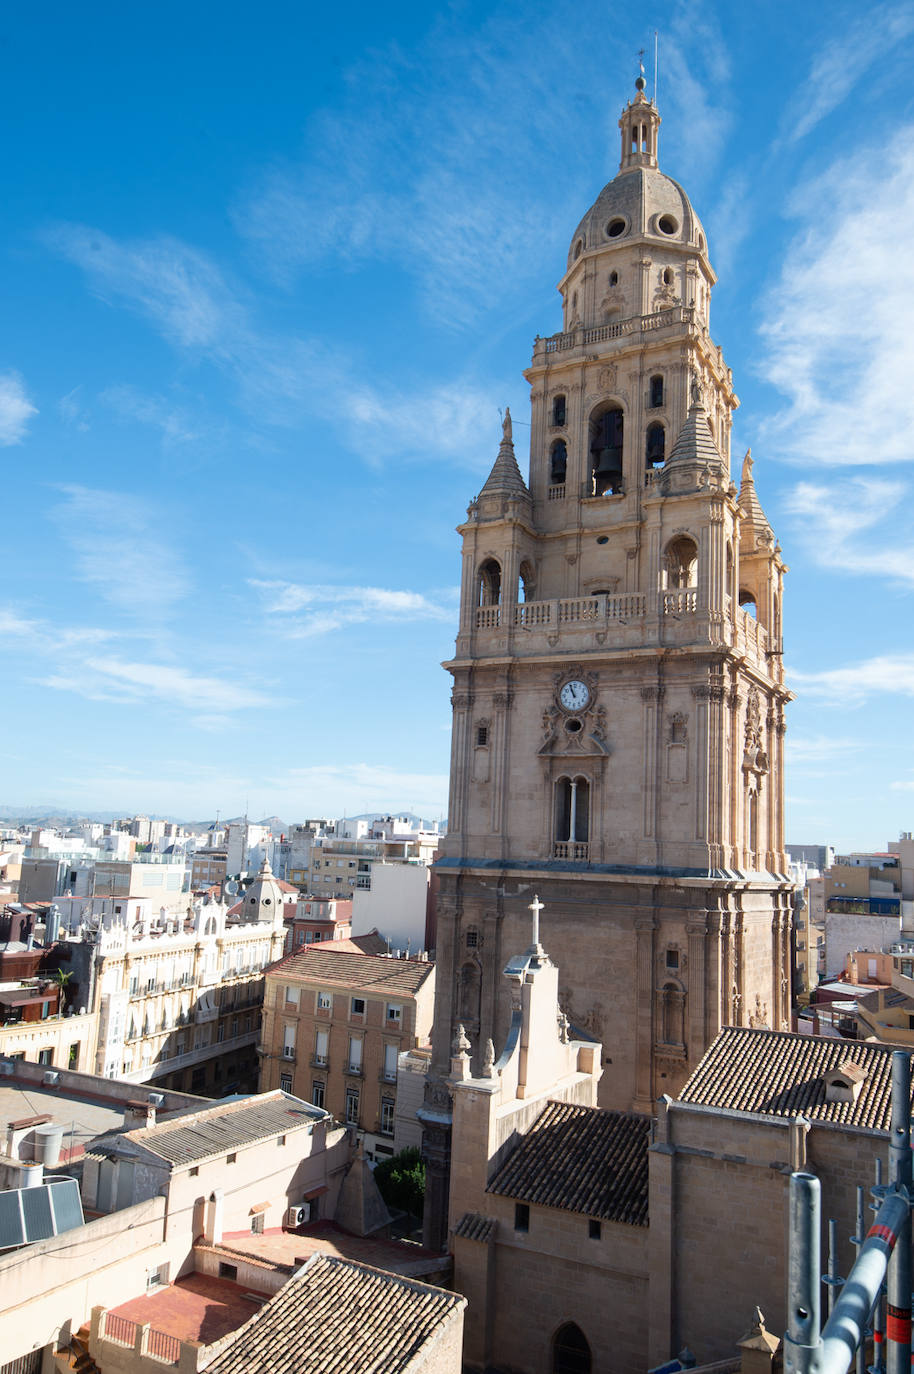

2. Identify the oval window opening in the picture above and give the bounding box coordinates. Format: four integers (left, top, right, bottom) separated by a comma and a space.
606, 218, 626, 238
565, 718, 583, 734
658, 215, 678, 235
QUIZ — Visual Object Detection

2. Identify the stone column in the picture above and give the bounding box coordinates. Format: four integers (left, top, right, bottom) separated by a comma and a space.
686, 914, 707, 1063
640, 685, 663, 863
448, 689, 473, 842
633, 913, 656, 1113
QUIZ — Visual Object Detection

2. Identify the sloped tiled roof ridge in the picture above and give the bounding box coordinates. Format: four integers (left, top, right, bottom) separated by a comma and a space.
678, 1026, 913, 1131
486, 1100, 650, 1226
203, 1252, 465, 1374
275, 946, 434, 994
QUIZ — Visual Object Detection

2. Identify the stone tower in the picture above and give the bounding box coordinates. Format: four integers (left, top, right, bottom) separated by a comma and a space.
420, 78, 793, 1249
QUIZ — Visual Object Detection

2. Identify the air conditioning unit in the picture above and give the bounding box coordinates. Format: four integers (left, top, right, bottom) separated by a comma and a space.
286, 1202, 310, 1228
43, 1071, 61, 1086
147, 1092, 165, 1107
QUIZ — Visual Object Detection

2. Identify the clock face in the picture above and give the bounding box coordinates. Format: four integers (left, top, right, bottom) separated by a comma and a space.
559, 679, 591, 711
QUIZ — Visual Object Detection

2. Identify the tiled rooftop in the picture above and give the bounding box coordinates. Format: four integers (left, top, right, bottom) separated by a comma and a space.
272, 946, 434, 995
203, 1252, 464, 1374
107, 1090, 326, 1166
453, 1212, 496, 1243
486, 1100, 650, 1226
678, 1026, 914, 1130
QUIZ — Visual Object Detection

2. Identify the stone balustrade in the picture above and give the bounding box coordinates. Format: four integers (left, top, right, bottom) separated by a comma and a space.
539, 305, 699, 355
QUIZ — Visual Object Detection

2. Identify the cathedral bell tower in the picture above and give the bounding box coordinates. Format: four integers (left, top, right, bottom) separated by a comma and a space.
420, 77, 793, 1251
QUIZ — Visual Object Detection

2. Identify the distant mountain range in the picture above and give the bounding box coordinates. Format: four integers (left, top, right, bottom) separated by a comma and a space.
0, 807, 443, 833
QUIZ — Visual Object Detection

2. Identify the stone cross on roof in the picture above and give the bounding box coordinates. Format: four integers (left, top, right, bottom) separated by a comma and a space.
529, 893, 544, 953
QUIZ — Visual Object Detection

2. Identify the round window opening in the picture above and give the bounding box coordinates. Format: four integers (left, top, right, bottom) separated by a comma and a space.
565, 718, 583, 734
596, 535, 609, 545
606, 218, 626, 238
658, 215, 678, 235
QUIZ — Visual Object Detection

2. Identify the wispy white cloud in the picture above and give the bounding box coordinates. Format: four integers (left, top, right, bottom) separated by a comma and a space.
786, 735, 863, 764
270, 763, 448, 817
101, 385, 203, 446
0, 605, 116, 650
0, 372, 37, 445
41, 657, 275, 713
783, 477, 914, 587
790, 654, 914, 703
50, 485, 191, 616
58, 386, 90, 432
783, 3, 914, 143
251, 579, 455, 636
758, 128, 914, 464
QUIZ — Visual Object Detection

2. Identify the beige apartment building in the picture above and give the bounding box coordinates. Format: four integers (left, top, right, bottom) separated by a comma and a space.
260, 946, 435, 1160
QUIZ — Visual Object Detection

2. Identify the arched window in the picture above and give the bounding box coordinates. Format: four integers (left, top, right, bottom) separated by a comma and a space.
553, 1323, 591, 1374
550, 439, 567, 485
739, 589, 757, 619
554, 776, 590, 844
552, 394, 566, 427
518, 560, 536, 603
589, 404, 624, 496
664, 536, 698, 590
477, 559, 502, 606
649, 374, 664, 408
645, 422, 665, 468
609, 270, 619, 287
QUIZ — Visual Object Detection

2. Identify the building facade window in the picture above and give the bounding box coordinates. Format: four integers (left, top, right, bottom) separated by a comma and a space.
351, 997, 366, 1018
345, 1087, 360, 1125
280, 1072, 293, 1093
380, 1097, 395, 1135
348, 1036, 363, 1074
514, 1203, 530, 1232
314, 1029, 329, 1066
282, 1024, 296, 1059
312, 1081, 325, 1109
554, 776, 590, 844
384, 1043, 398, 1082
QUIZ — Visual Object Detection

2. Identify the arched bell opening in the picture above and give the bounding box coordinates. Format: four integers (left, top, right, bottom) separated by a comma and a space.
476, 558, 502, 607
589, 403, 624, 496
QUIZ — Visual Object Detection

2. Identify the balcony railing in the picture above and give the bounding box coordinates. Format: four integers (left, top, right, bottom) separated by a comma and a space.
540, 305, 698, 355
553, 841, 590, 861
477, 593, 647, 632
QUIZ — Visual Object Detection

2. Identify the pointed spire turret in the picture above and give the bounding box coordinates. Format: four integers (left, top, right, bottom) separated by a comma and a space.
664, 377, 726, 486
478, 407, 530, 501
737, 449, 774, 548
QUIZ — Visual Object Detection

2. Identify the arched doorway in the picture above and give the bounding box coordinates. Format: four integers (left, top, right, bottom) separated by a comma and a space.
553, 1322, 592, 1374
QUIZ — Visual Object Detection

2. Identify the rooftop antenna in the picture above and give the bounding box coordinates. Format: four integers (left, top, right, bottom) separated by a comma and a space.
654, 32, 659, 105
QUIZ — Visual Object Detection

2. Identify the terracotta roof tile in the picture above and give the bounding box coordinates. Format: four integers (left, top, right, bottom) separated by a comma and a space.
486, 1100, 650, 1226
453, 1212, 497, 1242
273, 946, 434, 996
678, 1026, 914, 1131
203, 1252, 465, 1374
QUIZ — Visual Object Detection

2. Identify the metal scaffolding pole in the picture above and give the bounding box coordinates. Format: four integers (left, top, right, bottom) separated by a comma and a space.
885, 1053, 912, 1374
785, 1051, 914, 1374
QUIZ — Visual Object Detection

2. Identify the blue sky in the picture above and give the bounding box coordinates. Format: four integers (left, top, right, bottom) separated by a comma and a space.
2, 0, 914, 849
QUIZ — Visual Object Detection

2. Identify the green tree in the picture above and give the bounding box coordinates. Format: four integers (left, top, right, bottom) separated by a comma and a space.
373, 1146, 425, 1220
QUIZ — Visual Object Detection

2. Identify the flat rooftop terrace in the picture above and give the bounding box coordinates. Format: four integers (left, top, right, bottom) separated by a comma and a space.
0, 1083, 127, 1159
108, 1273, 264, 1345
214, 1220, 446, 1279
